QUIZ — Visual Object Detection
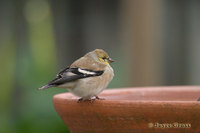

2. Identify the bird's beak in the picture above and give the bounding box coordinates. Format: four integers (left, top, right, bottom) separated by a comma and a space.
108, 58, 114, 63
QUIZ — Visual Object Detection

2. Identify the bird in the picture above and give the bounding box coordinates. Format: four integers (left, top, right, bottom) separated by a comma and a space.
38, 49, 114, 102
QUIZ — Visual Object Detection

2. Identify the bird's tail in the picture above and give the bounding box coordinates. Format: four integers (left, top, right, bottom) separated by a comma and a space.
38, 84, 55, 90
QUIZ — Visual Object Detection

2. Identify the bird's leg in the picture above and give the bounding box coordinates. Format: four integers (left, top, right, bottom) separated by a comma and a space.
77, 98, 84, 103
77, 98, 95, 103
95, 96, 105, 100
87, 98, 95, 103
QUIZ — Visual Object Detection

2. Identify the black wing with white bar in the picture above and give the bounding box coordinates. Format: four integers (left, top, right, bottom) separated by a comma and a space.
47, 67, 104, 86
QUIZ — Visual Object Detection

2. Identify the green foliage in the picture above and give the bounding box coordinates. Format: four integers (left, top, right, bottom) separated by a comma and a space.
0, 0, 69, 132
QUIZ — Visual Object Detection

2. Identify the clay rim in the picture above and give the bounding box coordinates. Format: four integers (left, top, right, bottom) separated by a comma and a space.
53, 85, 200, 104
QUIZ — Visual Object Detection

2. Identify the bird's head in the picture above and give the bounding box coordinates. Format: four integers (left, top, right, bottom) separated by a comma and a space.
94, 49, 114, 65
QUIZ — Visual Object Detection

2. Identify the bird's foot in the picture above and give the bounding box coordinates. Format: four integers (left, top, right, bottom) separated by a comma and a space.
77, 98, 95, 103
95, 96, 105, 100
77, 96, 105, 103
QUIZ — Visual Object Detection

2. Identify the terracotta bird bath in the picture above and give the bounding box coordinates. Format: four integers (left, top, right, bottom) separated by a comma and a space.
53, 86, 200, 133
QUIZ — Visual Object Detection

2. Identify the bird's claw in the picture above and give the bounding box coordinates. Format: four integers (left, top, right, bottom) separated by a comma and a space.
77, 98, 95, 103
95, 96, 105, 100
77, 96, 105, 103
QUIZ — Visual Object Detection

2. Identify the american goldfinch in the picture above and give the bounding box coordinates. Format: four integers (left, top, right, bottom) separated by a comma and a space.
38, 49, 114, 102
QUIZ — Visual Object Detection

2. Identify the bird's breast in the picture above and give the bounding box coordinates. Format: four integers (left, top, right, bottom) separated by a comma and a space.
71, 66, 114, 98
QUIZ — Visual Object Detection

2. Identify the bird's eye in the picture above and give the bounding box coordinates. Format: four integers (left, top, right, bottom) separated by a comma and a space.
102, 57, 107, 60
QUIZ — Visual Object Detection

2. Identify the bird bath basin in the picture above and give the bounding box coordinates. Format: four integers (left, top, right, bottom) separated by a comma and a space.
53, 86, 200, 133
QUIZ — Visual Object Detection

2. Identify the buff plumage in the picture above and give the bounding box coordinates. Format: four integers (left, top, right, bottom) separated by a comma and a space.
38, 49, 114, 102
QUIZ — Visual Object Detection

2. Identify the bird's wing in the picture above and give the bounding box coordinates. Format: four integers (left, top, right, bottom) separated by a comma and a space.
38, 67, 104, 90
53, 67, 104, 85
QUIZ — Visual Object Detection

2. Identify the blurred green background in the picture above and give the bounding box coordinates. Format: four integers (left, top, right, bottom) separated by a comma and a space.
1, 0, 200, 132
